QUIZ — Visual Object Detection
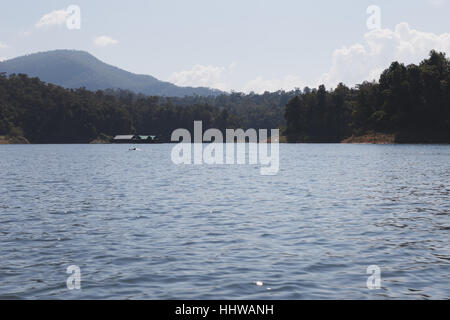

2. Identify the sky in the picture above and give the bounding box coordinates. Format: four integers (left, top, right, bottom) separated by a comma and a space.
0, 0, 449, 93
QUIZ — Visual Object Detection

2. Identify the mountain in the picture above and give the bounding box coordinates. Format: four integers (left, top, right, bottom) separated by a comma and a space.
0, 50, 222, 97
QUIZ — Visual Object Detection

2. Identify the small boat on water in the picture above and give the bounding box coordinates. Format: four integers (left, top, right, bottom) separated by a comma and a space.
129, 147, 141, 151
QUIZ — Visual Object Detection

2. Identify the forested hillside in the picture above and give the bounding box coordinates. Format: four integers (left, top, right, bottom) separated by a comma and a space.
0, 50, 222, 97
0, 73, 290, 143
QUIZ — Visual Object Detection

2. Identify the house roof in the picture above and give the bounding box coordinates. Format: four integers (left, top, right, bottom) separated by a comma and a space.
114, 135, 134, 140
139, 135, 157, 140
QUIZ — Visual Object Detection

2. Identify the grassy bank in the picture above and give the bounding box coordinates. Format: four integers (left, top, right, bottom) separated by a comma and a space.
341, 132, 396, 144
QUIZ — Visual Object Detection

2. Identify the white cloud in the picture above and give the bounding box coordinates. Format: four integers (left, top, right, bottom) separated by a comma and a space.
35, 9, 69, 28
244, 23, 450, 92
169, 65, 305, 93
0, 41, 8, 49
228, 62, 237, 73
429, 0, 447, 7
243, 75, 305, 94
319, 22, 450, 88
169, 63, 304, 93
169, 23, 450, 93
20, 31, 32, 37
169, 63, 236, 91
94, 35, 119, 47
0, 57, 7, 62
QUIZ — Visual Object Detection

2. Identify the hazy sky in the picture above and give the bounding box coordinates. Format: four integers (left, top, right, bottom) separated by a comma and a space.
0, 0, 449, 92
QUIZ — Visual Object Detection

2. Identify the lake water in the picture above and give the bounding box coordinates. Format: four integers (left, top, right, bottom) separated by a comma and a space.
0, 144, 449, 299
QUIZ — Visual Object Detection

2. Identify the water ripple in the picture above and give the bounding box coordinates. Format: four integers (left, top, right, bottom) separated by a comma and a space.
0, 144, 449, 299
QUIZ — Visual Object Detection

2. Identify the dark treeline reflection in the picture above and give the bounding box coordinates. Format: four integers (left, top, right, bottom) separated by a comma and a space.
0, 51, 448, 143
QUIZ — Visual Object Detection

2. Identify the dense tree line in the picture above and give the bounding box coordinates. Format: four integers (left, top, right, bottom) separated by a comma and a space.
284, 51, 450, 143
105, 88, 297, 131
1, 51, 448, 144
0, 74, 133, 143
0, 73, 290, 143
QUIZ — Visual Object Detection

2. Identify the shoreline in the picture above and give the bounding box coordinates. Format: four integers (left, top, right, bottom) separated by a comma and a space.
341, 133, 396, 144
1, 133, 449, 145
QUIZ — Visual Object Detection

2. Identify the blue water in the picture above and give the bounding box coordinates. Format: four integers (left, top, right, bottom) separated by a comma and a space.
0, 144, 449, 299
